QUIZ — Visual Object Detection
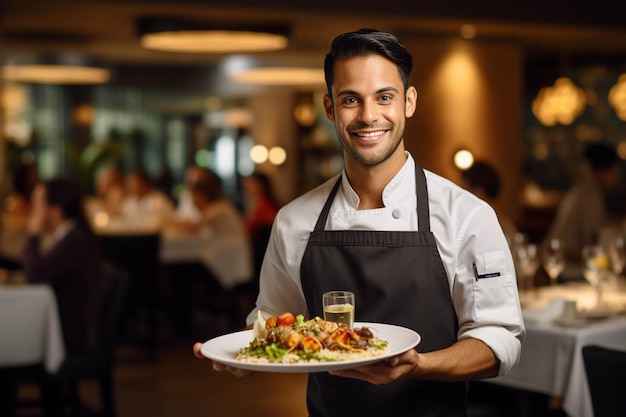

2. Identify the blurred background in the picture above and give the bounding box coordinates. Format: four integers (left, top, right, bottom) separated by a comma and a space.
2, 0, 626, 226
2, 1, 626, 416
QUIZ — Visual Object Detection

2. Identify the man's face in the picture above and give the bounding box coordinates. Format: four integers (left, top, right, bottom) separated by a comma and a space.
324, 54, 417, 168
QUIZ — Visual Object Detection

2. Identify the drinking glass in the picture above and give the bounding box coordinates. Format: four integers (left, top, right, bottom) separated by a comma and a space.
542, 238, 565, 286
514, 243, 539, 300
608, 236, 625, 278
322, 291, 355, 328
582, 245, 611, 307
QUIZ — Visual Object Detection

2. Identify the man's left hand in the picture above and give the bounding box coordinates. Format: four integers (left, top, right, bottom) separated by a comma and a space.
328, 349, 419, 385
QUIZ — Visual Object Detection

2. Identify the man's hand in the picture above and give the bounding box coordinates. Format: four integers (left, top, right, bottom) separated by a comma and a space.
328, 338, 499, 384
192, 342, 254, 378
328, 349, 419, 385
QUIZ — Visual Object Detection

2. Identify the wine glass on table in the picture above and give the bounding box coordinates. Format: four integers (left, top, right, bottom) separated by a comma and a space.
515, 243, 539, 303
608, 236, 625, 279
582, 244, 611, 307
542, 238, 565, 286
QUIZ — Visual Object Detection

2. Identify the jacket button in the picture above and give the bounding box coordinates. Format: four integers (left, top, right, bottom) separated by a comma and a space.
392, 209, 402, 219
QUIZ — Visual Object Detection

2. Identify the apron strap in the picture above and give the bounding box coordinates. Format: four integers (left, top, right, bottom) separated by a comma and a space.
313, 176, 342, 232
314, 162, 431, 232
415, 163, 431, 232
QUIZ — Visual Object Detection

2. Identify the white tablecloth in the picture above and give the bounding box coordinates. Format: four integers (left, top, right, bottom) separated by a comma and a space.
0, 284, 65, 373
490, 283, 626, 417
160, 231, 252, 290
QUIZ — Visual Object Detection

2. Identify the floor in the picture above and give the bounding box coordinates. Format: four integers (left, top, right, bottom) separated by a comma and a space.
14, 304, 567, 417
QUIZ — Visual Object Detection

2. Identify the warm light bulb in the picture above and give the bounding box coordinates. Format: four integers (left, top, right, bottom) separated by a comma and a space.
454, 149, 474, 169
609, 74, 626, 121
250, 145, 269, 164
532, 77, 586, 126
268, 146, 287, 166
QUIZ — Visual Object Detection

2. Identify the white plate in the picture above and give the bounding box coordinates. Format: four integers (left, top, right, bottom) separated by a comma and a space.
200, 322, 421, 373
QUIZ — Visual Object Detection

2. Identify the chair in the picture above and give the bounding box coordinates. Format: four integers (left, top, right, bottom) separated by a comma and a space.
99, 233, 161, 358
14, 263, 130, 417
582, 345, 626, 417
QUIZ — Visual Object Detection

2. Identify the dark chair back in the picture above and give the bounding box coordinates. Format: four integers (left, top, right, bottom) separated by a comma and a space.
98, 233, 161, 357
56, 263, 130, 378
98, 263, 131, 361
11, 264, 131, 417
582, 345, 626, 417
98, 233, 161, 292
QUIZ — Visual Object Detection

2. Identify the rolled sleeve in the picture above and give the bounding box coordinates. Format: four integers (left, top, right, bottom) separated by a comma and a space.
460, 325, 523, 375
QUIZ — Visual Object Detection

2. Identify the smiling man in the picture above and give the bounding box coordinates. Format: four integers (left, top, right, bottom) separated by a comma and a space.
196, 29, 525, 417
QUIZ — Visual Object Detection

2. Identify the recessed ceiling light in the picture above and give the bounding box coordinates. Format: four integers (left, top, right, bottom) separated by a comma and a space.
2, 65, 110, 84
138, 18, 289, 53
229, 67, 325, 86
2, 53, 111, 85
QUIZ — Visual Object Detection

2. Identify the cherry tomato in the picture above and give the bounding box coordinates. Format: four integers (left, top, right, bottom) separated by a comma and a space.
276, 312, 296, 326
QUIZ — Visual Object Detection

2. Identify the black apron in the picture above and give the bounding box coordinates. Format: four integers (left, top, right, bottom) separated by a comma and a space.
301, 163, 467, 417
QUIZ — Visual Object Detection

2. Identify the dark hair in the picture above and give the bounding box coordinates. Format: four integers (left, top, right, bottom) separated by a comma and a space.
324, 28, 413, 97
44, 176, 90, 228
191, 170, 223, 202
250, 172, 279, 208
462, 161, 501, 199
584, 142, 619, 171
129, 168, 153, 186
13, 162, 38, 199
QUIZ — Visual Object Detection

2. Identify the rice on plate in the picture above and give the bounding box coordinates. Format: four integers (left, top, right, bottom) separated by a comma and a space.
236, 311, 389, 364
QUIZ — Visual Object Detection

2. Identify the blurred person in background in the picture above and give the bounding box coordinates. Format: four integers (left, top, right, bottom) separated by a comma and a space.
241, 172, 280, 285
0, 161, 38, 272
174, 164, 213, 223
167, 170, 251, 333
94, 165, 125, 216
84, 165, 125, 224
186, 171, 250, 244
543, 142, 621, 279
461, 161, 518, 237
4, 160, 38, 222
19, 176, 105, 417
242, 172, 280, 238
121, 168, 174, 230
22, 176, 104, 353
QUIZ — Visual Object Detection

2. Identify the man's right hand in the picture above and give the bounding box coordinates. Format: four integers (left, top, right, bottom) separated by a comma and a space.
192, 342, 254, 378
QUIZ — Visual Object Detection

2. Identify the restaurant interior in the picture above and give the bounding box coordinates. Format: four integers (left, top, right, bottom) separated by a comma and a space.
1, 1, 626, 416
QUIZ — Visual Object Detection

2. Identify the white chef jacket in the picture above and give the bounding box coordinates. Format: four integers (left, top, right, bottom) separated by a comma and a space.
249, 152, 525, 376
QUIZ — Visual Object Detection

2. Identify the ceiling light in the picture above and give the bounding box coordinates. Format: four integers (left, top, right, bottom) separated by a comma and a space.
2, 54, 110, 84
229, 67, 325, 86
138, 18, 289, 53
268, 146, 287, 166
2, 65, 110, 84
454, 149, 474, 170
532, 77, 586, 126
459, 24, 477, 40
609, 73, 626, 121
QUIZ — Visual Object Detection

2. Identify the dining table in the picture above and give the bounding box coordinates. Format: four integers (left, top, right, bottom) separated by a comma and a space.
489, 280, 626, 417
0, 281, 66, 373
159, 226, 253, 290
83, 199, 254, 289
